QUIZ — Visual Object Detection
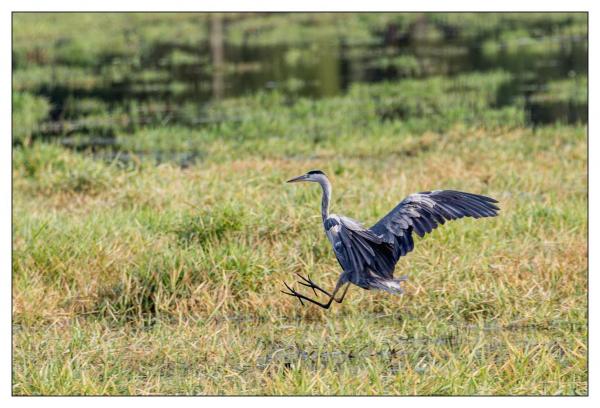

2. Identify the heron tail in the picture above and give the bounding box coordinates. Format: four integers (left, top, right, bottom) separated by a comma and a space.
368, 275, 408, 296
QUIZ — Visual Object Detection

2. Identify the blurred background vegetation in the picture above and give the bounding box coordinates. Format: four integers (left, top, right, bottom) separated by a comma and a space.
13, 13, 587, 157
12, 13, 587, 395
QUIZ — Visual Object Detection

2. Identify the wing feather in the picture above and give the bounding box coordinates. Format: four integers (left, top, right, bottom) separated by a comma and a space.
370, 190, 499, 263
328, 216, 397, 281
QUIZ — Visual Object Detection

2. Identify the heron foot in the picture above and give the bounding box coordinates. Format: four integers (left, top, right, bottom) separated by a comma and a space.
280, 280, 336, 309
281, 281, 306, 306
281, 277, 350, 309
294, 272, 331, 297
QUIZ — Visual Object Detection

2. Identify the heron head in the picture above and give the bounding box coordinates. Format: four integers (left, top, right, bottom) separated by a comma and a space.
287, 169, 327, 184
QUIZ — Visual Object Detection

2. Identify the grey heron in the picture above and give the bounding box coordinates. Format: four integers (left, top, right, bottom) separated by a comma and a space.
283, 170, 499, 309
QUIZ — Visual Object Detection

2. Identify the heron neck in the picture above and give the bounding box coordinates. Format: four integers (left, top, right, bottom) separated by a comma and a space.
319, 177, 332, 223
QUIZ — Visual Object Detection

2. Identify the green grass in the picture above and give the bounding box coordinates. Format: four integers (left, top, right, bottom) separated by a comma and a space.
530, 77, 588, 104
12, 92, 51, 144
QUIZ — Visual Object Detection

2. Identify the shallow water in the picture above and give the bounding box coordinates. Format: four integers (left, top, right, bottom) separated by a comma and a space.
24, 17, 588, 165
40, 35, 587, 122
184, 315, 587, 377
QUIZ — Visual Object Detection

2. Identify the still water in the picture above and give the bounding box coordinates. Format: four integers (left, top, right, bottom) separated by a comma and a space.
36, 24, 587, 155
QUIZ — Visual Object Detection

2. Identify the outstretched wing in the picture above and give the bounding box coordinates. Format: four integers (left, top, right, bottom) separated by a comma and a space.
369, 190, 499, 263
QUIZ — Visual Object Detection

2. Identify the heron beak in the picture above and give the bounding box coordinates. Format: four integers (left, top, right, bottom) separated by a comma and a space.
287, 174, 307, 183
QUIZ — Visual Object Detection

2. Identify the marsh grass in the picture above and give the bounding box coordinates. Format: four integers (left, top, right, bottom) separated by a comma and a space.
12, 12, 587, 396
13, 121, 587, 394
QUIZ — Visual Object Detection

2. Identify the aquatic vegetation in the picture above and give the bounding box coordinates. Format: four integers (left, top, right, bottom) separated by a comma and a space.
12, 92, 51, 144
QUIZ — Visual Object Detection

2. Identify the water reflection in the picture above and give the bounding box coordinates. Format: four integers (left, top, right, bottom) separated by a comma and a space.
31, 21, 587, 149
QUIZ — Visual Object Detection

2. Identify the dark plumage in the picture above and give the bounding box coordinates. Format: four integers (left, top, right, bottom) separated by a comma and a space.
371, 190, 500, 264
283, 171, 500, 309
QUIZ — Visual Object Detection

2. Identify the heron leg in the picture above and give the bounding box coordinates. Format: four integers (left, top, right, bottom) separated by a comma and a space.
334, 283, 350, 303
281, 279, 345, 309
